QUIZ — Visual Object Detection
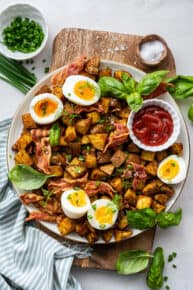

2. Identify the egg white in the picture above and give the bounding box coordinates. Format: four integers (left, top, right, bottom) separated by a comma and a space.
157, 154, 186, 184
87, 199, 118, 230
62, 75, 101, 106
30, 93, 63, 125
61, 188, 91, 219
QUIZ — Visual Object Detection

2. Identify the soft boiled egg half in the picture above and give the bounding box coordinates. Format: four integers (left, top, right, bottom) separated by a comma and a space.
157, 155, 186, 184
30, 93, 63, 124
62, 75, 101, 106
61, 188, 91, 219
87, 199, 118, 230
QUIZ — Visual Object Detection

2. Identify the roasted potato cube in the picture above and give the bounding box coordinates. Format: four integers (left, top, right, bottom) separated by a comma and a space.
117, 107, 130, 119
110, 177, 123, 193
57, 217, 75, 235
59, 136, 68, 146
85, 56, 100, 75
111, 150, 127, 168
86, 231, 99, 243
101, 97, 110, 113
155, 150, 168, 162
142, 181, 159, 196
91, 168, 106, 180
97, 150, 112, 164
99, 67, 112, 78
114, 229, 132, 242
51, 153, 66, 165
81, 135, 90, 144
86, 111, 100, 124
70, 157, 82, 165
154, 194, 169, 205
136, 195, 152, 209
48, 166, 63, 177
90, 124, 105, 134
152, 201, 165, 213
102, 229, 113, 243
88, 134, 108, 151
124, 189, 137, 206
14, 133, 33, 151
160, 184, 174, 197
79, 70, 96, 80
100, 164, 114, 175
22, 113, 37, 129
65, 165, 86, 178
114, 70, 132, 82
168, 142, 183, 155
135, 180, 146, 191
76, 118, 91, 135
128, 142, 140, 153
51, 86, 63, 99
70, 142, 81, 156
35, 84, 51, 95
85, 154, 97, 168
145, 161, 158, 176
65, 126, 77, 142
15, 150, 33, 165
117, 215, 128, 230
75, 222, 89, 236
141, 151, 155, 161
127, 153, 141, 164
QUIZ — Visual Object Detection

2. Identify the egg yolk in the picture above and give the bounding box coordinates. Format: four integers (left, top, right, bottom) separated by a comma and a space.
68, 190, 87, 207
159, 159, 180, 180
74, 81, 95, 100
34, 98, 58, 117
95, 206, 113, 225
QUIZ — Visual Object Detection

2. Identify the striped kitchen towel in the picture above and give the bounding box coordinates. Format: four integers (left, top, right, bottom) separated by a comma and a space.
0, 119, 91, 290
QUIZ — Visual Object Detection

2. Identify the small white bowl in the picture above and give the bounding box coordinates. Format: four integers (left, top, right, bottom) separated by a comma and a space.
0, 3, 48, 60
127, 99, 181, 152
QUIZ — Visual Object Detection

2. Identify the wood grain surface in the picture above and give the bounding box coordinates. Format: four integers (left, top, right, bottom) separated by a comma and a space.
38, 28, 176, 270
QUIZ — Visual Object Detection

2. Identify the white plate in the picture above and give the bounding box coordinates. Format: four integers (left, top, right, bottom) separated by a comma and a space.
7, 60, 190, 244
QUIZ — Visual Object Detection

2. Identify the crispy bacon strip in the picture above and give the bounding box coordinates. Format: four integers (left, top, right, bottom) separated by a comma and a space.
25, 211, 57, 222
143, 83, 167, 100
20, 193, 44, 205
103, 123, 129, 152
74, 102, 104, 114
51, 56, 87, 86
31, 129, 50, 141
130, 162, 147, 191
36, 137, 52, 174
48, 173, 88, 194
85, 181, 115, 198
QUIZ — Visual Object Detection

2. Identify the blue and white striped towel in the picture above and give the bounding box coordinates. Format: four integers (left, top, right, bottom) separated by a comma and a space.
0, 119, 91, 290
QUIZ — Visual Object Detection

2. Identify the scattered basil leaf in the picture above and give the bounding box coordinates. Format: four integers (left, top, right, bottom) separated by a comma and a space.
137, 70, 169, 96
116, 250, 152, 275
112, 194, 121, 209
166, 75, 193, 99
126, 92, 143, 112
98, 76, 128, 100
121, 73, 136, 93
127, 208, 157, 229
156, 208, 182, 228
146, 247, 165, 289
8, 165, 52, 190
188, 104, 193, 121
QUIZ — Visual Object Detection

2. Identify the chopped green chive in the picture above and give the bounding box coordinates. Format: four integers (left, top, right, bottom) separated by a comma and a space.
92, 204, 97, 211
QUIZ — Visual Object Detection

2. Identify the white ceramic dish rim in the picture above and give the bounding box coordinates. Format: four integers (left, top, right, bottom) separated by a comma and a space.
127, 99, 181, 152
7, 60, 190, 244
0, 3, 48, 60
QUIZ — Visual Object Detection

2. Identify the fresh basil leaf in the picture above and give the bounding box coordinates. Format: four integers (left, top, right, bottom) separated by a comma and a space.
112, 194, 121, 209
98, 76, 128, 100
116, 250, 152, 275
166, 75, 193, 99
126, 92, 143, 112
137, 70, 169, 96
156, 208, 182, 228
146, 247, 165, 289
121, 73, 136, 93
127, 208, 157, 229
8, 164, 51, 190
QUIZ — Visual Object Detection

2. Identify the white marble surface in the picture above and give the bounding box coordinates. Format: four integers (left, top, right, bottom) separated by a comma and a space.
0, 0, 193, 289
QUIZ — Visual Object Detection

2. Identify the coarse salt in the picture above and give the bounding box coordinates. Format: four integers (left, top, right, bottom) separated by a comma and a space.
140, 40, 165, 62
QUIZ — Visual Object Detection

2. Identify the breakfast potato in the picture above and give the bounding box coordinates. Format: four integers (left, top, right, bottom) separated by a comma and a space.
127, 153, 141, 164
145, 161, 158, 176
86, 231, 99, 243
59, 136, 68, 146
65, 126, 77, 142
124, 189, 137, 206
79, 70, 97, 80
85, 56, 100, 75
97, 150, 112, 164
100, 97, 110, 113
90, 124, 106, 134
91, 168, 107, 180
152, 201, 165, 213
160, 184, 174, 197
142, 180, 159, 196
51, 86, 64, 99
100, 164, 114, 175
86, 111, 100, 124
75, 222, 89, 236
48, 166, 64, 177
57, 217, 75, 235
65, 164, 86, 178
154, 194, 169, 205
114, 70, 132, 81
69, 142, 81, 156
81, 135, 90, 144
111, 149, 127, 168
35, 84, 51, 95
155, 150, 168, 162
117, 215, 128, 230
76, 118, 91, 135
22, 113, 37, 129
128, 142, 140, 153
110, 177, 123, 193
102, 229, 113, 243
136, 195, 152, 209
117, 107, 130, 119
99, 67, 112, 78
15, 150, 33, 166
88, 134, 108, 151
85, 153, 97, 168
114, 229, 132, 242
168, 142, 183, 156
13, 133, 33, 151
141, 150, 155, 162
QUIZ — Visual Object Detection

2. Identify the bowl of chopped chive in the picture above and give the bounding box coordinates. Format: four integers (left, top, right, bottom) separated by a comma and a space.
0, 3, 48, 60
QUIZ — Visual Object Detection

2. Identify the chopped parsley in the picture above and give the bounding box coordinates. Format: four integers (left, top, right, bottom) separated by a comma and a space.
78, 155, 85, 161
66, 154, 72, 162
99, 224, 106, 229
92, 204, 97, 211
95, 181, 101, 188
88, 215, 93, 220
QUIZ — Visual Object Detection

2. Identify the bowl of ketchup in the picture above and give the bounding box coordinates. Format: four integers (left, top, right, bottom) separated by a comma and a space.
127, 99, 180, 152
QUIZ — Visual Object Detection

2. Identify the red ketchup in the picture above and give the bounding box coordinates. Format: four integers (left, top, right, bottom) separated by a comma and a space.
132, 105, 173, 146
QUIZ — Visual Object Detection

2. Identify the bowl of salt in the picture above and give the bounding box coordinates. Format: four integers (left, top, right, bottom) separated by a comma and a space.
137, 34, 168, 67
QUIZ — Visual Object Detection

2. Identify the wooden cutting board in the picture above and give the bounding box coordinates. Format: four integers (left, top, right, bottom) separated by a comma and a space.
40, 28, 176, 270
